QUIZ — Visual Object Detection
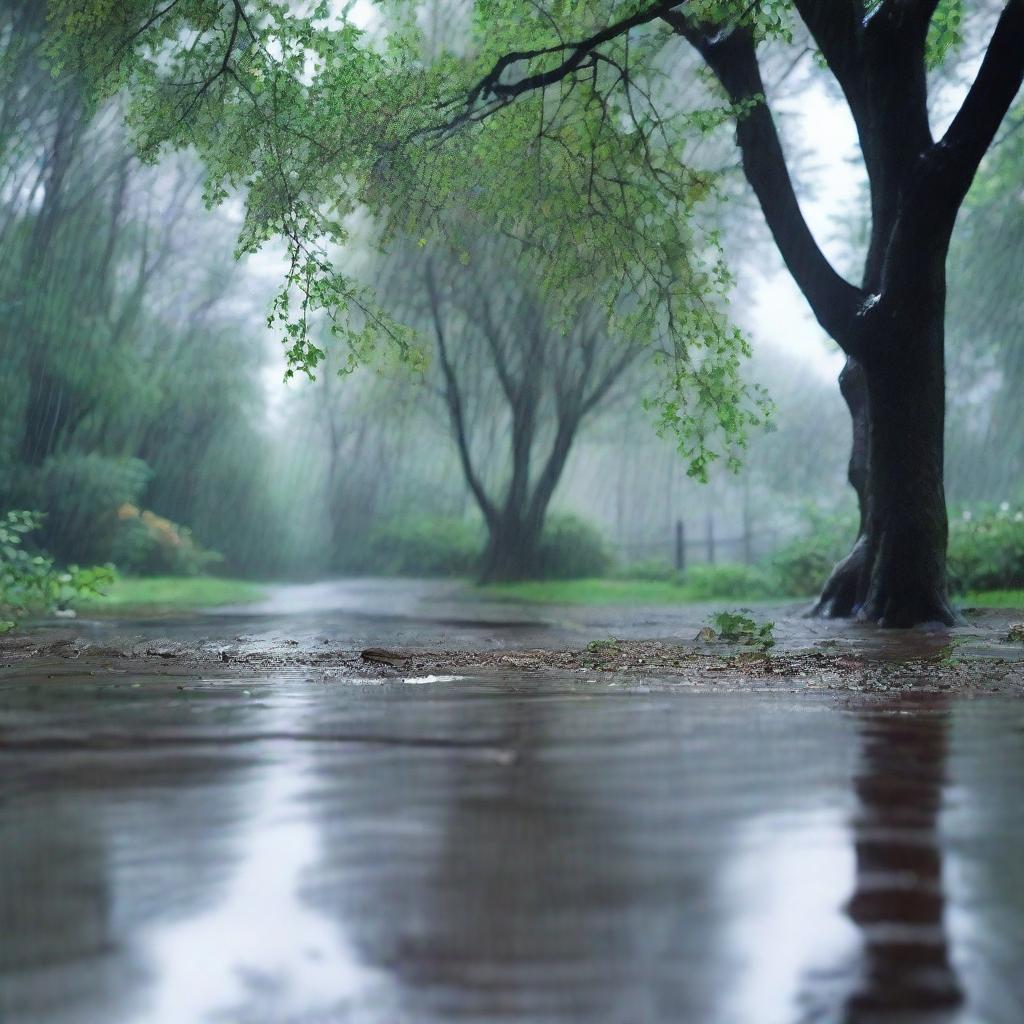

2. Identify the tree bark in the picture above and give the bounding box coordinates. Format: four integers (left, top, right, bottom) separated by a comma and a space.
812, 359, 869, 618
479, 512, 543, 583
818, 268, 958, 626
857, 288, 958, 626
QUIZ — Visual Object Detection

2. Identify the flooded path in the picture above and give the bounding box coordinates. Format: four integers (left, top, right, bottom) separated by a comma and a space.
2, 581, 1023, 1022
32, 577, 1024, 661
3, 678, 1023, 1022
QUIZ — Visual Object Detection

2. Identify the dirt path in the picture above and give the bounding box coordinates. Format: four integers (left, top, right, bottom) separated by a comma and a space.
4, 629, 1023, 695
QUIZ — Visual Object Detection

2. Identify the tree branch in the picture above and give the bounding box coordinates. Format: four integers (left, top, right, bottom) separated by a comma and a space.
424, 259, 497, 526
791, 0, 863, 91
527, 410, 578, 525
580, 341, 642, 416
665, 17, 865, 349
465, 1, 684, 105
914, 0, 945, 26
475, 288, 518, 405
935, 0, 1024, 212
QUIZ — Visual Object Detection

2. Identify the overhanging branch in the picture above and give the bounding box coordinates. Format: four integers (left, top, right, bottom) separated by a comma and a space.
444, 2, 866, 350
465, 1, 684, 105
664, 16, 865, 350
935, 0, 1024, 212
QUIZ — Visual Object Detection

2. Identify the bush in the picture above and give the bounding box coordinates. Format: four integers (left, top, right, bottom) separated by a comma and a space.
362, 516, 484, 577
769, 510, 859, 597
710, 609, 776, 651
16, 454, 151, 564
354, 512, 611, 580
765, 504, 1024, 597
948, 504, 1024, 593
685, 563, 776, 600
110, 504, 223, 577
1, 510, 114, 630
535, 514, 612, 580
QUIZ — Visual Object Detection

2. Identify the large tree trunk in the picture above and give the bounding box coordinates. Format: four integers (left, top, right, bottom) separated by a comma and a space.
815, 279, 959, 627
478, 512, 543, 583
858, 302, 956, 626
669, 3, 1024, 628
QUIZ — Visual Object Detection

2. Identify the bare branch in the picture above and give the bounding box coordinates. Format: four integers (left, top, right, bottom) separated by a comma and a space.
664, 17, 865, 349
465, 1, 684, 106
424, 258, 497, 526
936, 0, 1024, 212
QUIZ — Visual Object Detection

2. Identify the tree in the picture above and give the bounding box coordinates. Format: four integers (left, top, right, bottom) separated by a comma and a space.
382, 236, 640, 581
0, 0, 280, 573
48, 0, 1024, 625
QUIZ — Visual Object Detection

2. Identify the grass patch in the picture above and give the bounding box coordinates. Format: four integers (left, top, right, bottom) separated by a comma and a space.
961, 590, 1024, 609
486, 579, 1024, 610
79, 575, 266, 614
479, 578, 795, 606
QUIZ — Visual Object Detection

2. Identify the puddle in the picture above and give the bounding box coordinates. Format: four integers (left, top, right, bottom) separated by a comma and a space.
129, 755, 392, 1024
401, 674, 465, 685
0, 678, 1022, 1022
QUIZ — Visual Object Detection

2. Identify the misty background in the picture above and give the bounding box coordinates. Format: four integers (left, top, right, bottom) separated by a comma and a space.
1, 0, 1021, 598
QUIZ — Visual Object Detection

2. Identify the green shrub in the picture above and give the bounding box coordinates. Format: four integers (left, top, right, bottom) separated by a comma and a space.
16, 455, 151, 564
685, 563, 776, 600
947, 505, 1024, 593
110, 505, 223, 577
769, 510, 859, 597
362, 516, 484, 577
1, 510, 114, 630
709, 609, 776, 652
355, 512, 610, 580
535, 513, 611, 580
765, 504, 1024, 597
614, 559, 680, 582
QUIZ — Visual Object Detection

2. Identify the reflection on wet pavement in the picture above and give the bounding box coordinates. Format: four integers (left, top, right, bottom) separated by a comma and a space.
845, 701, 961, 1019
1, 671, 1022, 1023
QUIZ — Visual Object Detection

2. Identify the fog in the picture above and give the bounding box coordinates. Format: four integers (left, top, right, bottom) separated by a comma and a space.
1, 0, 1020, 604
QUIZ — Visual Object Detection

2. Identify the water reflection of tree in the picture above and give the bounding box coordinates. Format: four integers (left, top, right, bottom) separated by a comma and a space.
0, 698, 260, 1022
844, 698, 962, 1021
305, 687, 721, 1022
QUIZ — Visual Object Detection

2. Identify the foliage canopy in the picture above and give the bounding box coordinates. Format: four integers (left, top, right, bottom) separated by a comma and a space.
45, 0, 795, 478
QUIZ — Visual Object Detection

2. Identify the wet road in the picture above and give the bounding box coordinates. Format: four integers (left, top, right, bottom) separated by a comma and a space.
42, 577, 1024, 660
2, 582, 1023, 1023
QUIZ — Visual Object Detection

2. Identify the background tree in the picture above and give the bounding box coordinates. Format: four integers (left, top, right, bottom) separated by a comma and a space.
382, 236, 641, 581
0, 0, 284, 575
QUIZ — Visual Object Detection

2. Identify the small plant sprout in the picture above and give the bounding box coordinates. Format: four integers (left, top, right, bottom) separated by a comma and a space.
709, 610, 776, 653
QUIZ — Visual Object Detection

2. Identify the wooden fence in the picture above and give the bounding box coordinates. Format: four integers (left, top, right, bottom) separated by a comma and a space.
612, 516, 790, 570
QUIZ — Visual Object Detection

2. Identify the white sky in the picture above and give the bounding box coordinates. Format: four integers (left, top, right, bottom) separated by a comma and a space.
748, 77, 862, 381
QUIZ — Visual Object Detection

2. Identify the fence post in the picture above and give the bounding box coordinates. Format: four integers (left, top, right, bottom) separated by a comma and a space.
706, 513, 715, 565
675, 519, 685, 573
